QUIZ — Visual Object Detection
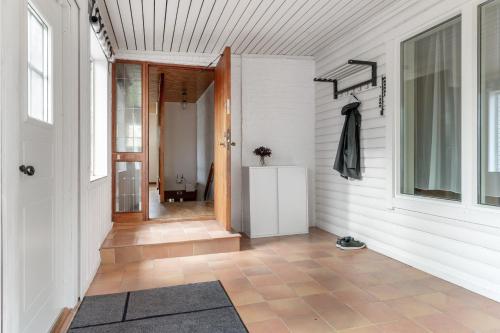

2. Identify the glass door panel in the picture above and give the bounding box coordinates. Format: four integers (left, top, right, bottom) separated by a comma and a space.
112, 61, 147, 222
115, 161, 142, 212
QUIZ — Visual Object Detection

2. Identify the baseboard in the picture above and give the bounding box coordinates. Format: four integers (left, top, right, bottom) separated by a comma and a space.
317, 221, 500, 303
51, 307, 75, 333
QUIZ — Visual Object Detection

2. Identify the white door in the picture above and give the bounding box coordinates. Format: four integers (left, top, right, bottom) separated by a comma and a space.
19, 0, 65, 331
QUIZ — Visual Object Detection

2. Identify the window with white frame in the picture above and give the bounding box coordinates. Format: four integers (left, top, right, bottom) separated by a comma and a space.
28, 4, 51, 123
90, 27, 108, 181
479, 0, 500, 207
400, 16, 462, 201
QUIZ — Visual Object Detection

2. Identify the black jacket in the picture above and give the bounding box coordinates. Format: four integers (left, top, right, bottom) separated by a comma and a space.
333, 102, 361, 180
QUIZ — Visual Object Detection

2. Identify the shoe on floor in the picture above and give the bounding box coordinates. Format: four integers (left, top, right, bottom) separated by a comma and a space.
336, 236, 366, 250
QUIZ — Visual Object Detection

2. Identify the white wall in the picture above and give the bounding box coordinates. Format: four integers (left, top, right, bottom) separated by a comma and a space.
231, 56, 243, 232
241, 55, 316, 225
163, 102, 197, 189
314, 0, 500, 302
80, 33, 112, 295
196, 83, 214, 200
149, 113, 159, 183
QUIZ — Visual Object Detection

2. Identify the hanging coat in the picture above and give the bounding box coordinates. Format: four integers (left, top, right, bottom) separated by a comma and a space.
333, 102, 361, 180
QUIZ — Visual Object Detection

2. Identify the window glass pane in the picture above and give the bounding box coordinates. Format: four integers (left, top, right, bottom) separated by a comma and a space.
115, 63, 142, 152
479, 0, 500, 207
115, 161, 142, 212
29, 69, 44, 121
401, 16, 462, 201
29, 11, 44, 71
27, 5, 50, 123
90, 27, 108, 181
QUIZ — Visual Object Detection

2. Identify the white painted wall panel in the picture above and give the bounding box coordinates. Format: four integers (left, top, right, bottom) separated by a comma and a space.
313, 0, 500, 302
163, 102, 197, 190
149, 113, 159, 182
241, 55, 315, 225
196, 83, 214, 200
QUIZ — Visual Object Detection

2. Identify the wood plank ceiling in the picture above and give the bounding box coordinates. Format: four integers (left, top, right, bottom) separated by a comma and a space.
148, 66, 214, 111
97, 0, 404, 56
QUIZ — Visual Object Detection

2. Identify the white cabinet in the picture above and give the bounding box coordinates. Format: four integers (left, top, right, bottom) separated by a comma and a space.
242, 166, 308, 238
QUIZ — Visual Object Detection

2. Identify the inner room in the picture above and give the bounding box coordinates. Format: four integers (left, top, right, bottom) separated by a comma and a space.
148, 65, 216, 221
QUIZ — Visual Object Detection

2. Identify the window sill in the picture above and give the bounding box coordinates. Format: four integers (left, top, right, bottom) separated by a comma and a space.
392, 194, 500, 229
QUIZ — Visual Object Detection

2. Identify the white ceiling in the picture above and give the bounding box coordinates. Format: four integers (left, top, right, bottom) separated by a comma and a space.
97, 0, 404, 56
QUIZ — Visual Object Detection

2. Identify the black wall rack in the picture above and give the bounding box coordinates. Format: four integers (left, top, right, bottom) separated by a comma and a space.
314, 60, 377, 99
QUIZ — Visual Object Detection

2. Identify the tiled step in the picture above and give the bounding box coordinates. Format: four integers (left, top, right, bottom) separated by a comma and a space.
100, 220, 241, 264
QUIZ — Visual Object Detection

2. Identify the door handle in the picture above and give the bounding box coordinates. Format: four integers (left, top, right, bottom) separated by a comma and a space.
19, 165, 35, 176
219, 141, 236, 148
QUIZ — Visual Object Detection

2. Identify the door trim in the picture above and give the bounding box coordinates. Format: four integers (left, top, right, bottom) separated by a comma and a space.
147, 62, 215, 220
111, 60, 149, 222
111, 60, 216, 221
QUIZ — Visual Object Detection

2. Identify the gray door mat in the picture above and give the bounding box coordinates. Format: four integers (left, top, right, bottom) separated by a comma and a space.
126, 280, 232, 320
69, 307, 246, 333
70, 292, 128, 328
69, 281, 247, 333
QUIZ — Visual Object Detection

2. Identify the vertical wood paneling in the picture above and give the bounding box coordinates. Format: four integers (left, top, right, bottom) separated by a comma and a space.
81, 180, 112, 293
153, 0, 167, 51
177, 0, 204, 52
142, 0, 155, 51
102, 0, 412, 56
103, 0, 128, 49
130, 0, 146, 50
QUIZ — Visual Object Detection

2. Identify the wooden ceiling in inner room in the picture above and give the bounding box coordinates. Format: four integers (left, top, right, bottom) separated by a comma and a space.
97, 0, 407, 56
149, 66, 214, 111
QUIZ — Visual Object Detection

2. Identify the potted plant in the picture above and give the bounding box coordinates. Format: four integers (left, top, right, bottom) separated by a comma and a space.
253, 146, 272, 166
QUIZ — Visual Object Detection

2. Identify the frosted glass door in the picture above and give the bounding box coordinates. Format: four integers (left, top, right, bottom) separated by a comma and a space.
112, 61, 146, 222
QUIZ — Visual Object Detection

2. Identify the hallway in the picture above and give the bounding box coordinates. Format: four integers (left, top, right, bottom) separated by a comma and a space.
149, 185, 215, 221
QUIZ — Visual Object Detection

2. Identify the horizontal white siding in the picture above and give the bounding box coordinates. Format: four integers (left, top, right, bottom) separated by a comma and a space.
314, 0, 500, 302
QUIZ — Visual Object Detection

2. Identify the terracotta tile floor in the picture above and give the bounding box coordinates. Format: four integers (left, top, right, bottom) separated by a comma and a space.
87, 228, 500, 333
102, 220, 236, 248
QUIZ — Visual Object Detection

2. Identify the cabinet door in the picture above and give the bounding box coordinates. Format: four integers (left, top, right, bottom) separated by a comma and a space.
278, 168, 308, 235
249, 168, 278, 237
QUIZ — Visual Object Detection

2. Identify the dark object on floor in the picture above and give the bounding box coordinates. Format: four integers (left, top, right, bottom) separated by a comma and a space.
336, 236, 366, 250
69, 281, 247, 333
333, 102, 362, 180
204, 162, 214, 201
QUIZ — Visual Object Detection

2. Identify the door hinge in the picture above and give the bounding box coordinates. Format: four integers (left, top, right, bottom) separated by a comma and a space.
225, 99, 230, 114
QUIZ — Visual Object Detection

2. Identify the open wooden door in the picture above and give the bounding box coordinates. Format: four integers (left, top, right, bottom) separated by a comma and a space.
214, 47, 232, 231
158, 73, 166, 203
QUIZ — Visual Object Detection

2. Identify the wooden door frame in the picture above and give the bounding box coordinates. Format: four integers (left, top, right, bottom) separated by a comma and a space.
111, 59, 149, 222
214, 47, 232, 231
112, 59, 216, 222
147, 62, 215, 219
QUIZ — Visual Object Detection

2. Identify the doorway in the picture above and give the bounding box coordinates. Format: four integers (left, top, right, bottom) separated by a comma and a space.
148, 64, 215, 221
111, 48, 232, 230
